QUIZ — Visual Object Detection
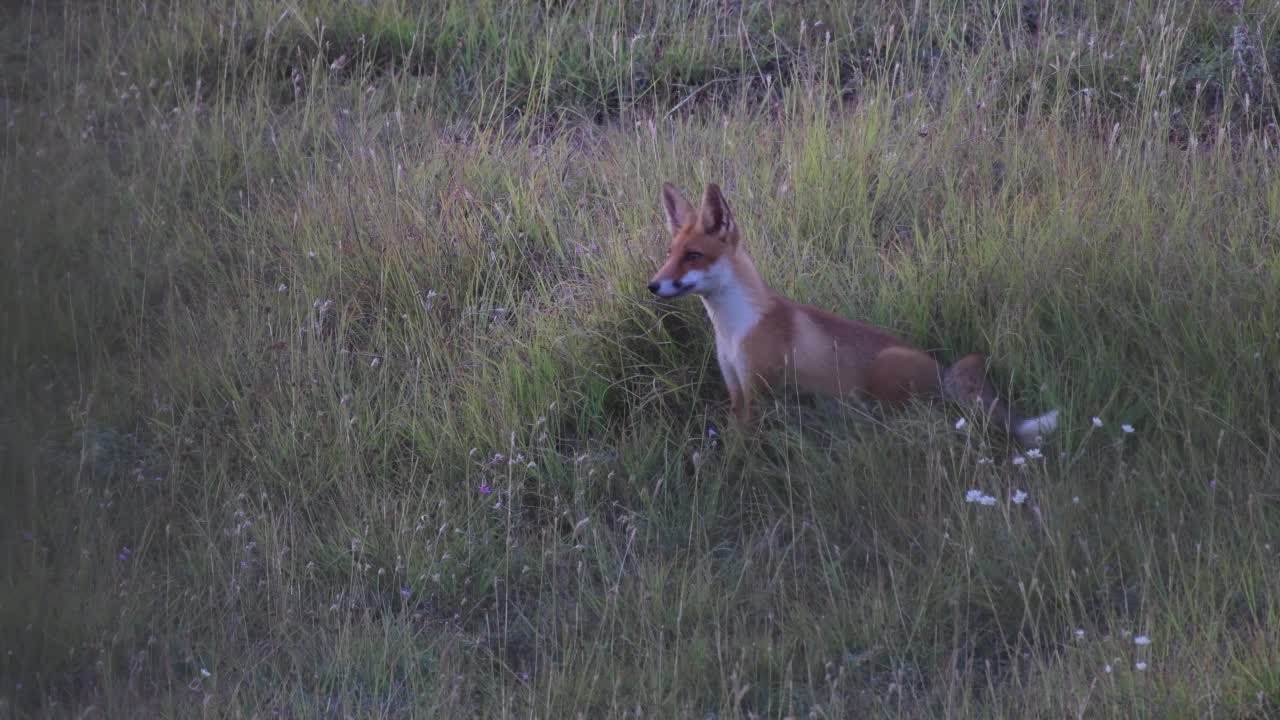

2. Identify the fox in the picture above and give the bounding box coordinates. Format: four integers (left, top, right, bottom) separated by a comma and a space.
647, 181, 1059, 445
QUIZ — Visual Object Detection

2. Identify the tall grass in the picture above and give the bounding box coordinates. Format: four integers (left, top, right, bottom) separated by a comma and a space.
3, 0, 1280, 717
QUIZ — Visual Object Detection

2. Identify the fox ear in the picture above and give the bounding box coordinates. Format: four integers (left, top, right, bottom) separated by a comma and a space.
661, 182, 694, 235
699, 183, 735, 238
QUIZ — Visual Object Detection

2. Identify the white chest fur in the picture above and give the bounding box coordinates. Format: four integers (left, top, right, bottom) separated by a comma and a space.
701, 275, 761, 348
699, 264, 763, 392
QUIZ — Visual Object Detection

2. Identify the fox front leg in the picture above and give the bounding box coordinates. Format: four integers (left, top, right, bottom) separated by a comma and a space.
717, 350, 753, 426
731, 384, 753, 425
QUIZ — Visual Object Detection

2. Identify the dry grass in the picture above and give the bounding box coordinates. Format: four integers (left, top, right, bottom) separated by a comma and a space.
3, 1, 1280, 717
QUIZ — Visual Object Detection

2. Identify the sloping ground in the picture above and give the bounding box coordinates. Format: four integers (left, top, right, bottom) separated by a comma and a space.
3, 1, 1280, 717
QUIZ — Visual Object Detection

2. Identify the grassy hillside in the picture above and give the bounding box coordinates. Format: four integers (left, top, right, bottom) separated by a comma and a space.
4, 1, 1280, 717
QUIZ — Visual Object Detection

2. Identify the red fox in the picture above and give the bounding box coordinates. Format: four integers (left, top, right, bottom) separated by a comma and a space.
647, 182, 1059, 445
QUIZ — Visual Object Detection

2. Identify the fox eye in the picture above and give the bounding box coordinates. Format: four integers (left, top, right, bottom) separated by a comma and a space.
684, 251, 703, 262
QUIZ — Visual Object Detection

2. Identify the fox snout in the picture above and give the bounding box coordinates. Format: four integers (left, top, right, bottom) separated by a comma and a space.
648, 256, 695, 297
647, 277, 686, 296
648, 268, 706, 298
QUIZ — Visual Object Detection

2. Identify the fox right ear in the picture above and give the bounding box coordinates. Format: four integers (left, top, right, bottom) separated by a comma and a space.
661, 182, 694, 235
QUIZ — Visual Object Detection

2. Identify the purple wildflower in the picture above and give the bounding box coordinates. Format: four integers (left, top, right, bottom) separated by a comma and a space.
479, 484, 492, 495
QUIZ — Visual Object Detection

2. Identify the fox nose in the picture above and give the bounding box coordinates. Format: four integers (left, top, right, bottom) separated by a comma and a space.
647, 281, 660, 294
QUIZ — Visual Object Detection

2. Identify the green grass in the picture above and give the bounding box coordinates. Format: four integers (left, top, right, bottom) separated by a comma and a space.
4, 0, 1280, 717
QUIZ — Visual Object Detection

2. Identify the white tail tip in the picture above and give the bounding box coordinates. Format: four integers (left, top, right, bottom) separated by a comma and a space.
1015, 409, 1060, 445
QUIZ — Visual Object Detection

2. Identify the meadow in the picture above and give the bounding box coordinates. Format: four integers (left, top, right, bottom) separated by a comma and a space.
3, 0, 1280, 717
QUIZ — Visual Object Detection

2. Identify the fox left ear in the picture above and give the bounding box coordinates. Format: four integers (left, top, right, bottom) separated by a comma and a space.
699, 183, 735, 240
661, 182, 695, 235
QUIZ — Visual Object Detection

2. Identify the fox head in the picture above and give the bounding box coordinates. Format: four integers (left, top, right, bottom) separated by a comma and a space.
647, 182, 739, 298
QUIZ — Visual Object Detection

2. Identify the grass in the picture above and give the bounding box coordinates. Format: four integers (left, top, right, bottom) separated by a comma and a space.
3, 0, 1280, 717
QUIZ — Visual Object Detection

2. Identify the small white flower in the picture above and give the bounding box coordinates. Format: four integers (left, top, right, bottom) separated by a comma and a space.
1012, 490, 1028, 505
200, 668, 211, 678
1025, 448, 1043, 459
966, 489, 998, 505
1092, 416, 1104, 428
977, 457, 993, 465
370, 357, 381, 368
307, 251, 317, 259
1074, 628, 1085, 639
1011, 455, 1026, 466
1135, 661, 1148, 671
277, 283, 288, 292
1121, 423, 1135, 434
1104, 664, 1112, 673
955, 417, 968, 431
1134, 635, 1151, 646
1072, 496, 1081, 504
